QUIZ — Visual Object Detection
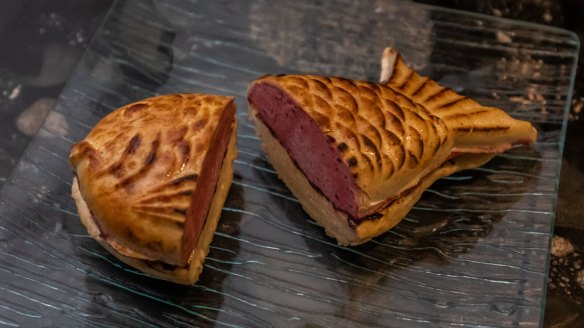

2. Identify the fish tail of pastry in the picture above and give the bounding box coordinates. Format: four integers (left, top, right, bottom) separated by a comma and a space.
380, 47, 537, 153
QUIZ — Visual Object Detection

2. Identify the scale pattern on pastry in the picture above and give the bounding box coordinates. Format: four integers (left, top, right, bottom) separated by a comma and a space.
70, 94, 236, 267
248, 63, 537, 245
249, 75, 455, 218
380, 47, 537, 153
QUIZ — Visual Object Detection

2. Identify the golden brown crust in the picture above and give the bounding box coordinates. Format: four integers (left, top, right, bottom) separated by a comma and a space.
250, 75, 453, 216
354, 153, 494, 240
249, 53, 537, 244
380, 47, 537, 151
72, 128, 238, 284
250, 108, 494, 244
69, 94, 234, 266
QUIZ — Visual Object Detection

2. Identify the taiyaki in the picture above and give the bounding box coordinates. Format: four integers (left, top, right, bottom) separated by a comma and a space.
247, 58, 536, 245
70, 94, 237, 284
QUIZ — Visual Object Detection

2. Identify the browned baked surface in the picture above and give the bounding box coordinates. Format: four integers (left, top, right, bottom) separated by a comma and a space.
71, 127, 237, 284
69, 94, 234, 266
250, 75, 453, 216
249, 58, 537, 244
380, 47, 537, 152
250, 107, 495, 245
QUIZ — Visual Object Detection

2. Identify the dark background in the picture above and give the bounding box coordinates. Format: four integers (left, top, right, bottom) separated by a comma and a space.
0, 0, 581, 326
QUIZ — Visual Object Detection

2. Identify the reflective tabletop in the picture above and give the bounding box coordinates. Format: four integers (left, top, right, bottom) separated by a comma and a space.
0, 0, 582, 326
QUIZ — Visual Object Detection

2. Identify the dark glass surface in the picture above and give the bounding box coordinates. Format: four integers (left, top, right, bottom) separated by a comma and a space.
0, 0, 579, 326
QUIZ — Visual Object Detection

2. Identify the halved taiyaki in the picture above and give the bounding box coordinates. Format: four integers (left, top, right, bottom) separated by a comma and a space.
247, 71, 536, 245
69, 94, 237, 284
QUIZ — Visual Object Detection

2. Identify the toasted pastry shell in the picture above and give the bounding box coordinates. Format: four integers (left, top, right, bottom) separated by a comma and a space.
380, 47, 537, 152
70, 93, 235, 267
72, 127, 237, 284
248, 50, 536, 245
249, 75, 453, 216
250, 109, 492, 244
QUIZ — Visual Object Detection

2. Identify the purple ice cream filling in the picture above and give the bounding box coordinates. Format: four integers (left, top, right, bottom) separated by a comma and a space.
248, 83, 360, 218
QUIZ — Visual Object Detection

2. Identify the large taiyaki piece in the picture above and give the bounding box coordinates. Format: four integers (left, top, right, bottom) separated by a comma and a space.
248, 65, 536, 245
69, 94, 237, 284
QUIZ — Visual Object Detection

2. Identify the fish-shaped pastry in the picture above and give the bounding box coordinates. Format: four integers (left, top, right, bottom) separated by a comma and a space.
70, 94, 237, 284
247, 60, 536, 245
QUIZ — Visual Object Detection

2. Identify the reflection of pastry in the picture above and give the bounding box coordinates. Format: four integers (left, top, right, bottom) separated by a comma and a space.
247, 72, 536, 245
69, 94, 237, 284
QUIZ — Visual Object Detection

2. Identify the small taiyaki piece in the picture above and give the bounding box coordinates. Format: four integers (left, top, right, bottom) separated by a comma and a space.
69, 94, 237, 284
247, 71, 536, 245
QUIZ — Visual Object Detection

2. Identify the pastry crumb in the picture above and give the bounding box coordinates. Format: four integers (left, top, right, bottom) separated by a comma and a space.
496, 31, 512, 44
552, 236, 574, 257
577, 270, 584, 289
